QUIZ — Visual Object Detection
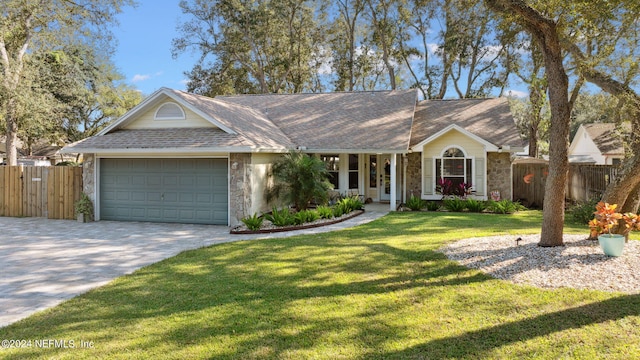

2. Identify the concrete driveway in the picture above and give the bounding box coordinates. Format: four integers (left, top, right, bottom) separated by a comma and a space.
0, 208, 387, 328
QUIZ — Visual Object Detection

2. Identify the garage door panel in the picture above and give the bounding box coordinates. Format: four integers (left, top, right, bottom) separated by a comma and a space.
100, 158, 228, 225
131, 192, 146, 202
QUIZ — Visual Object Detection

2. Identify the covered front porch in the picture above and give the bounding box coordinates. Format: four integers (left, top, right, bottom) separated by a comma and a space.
315, 152, 407, 211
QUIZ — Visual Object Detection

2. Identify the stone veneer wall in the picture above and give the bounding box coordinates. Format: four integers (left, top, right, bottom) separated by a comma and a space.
82, 154, 95, 200
486, 152, 512, 201
229, 153, 252, 226
406, 152, 422, 200
406, 152, 513, 201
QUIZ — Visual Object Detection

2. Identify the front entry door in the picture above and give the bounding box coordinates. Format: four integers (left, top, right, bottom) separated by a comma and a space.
380, 155, 391, 202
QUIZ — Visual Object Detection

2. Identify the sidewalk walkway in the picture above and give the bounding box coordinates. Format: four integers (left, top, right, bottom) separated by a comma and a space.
0, 207, 388, 328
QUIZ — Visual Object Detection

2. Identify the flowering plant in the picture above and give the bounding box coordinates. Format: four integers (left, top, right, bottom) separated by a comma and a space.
437, 178, 472, 199
589, 202, 640, 239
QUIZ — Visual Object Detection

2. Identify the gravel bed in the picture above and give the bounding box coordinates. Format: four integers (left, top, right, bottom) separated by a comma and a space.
437, 234, 640, 294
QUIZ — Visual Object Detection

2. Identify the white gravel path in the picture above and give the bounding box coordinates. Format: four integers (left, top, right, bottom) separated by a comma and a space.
437, 234, 640, 294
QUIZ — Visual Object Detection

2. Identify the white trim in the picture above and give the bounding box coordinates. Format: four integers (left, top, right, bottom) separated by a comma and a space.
410, 124, 499, 152
154, 102, 186, 120
61, 146, 293, 155
95, 154, 231, 226
439, 145, 468, 158
94, 157, 100, 221
302, 148, 408, 154
422, 144, 487, 199
97, 88, 237, 136
390, 154, 397, 210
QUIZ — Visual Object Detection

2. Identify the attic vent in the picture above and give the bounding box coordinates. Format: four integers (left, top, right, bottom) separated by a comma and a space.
155, 102, 185, 120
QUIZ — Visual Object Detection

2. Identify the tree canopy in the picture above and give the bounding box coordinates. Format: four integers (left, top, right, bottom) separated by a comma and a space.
0, 0, 136, 165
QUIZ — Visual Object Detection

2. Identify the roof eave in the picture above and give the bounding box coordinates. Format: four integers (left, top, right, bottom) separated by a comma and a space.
59, 146, 296, 155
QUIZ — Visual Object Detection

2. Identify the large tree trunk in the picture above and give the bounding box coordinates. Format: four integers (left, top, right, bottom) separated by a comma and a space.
4, 100, 19, 166
621, 184, 640, 214
486, 0, 570, 247
562, 41, 640, 213
602, 153, 640, 213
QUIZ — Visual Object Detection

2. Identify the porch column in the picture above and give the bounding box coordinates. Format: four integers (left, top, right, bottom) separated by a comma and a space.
390, 154, 397, 210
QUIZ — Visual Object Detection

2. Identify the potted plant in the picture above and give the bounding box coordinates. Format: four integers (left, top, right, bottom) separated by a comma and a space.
74, 193, 94, 223
589, 202, 640, 256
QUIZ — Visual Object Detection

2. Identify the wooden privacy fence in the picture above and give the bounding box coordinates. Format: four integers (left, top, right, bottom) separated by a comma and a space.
513, 162, 618, 207
0, 166, 83, 219
512, 161, 548, 208
567, 164, 619, 203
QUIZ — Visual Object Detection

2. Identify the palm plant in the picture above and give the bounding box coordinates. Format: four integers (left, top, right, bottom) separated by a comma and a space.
266, 151, 333, 211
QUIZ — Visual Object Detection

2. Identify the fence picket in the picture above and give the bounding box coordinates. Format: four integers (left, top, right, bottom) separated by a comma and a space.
513, 162, 619, 207
0, 166, 82, 220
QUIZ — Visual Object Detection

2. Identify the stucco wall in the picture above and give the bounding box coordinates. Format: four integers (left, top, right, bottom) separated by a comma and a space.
486, 152, 512, 201
250, 153, 279, 215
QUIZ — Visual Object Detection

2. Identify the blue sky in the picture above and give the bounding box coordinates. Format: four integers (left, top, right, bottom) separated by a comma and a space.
111, 1, 529, 98
112, 1, 197, 96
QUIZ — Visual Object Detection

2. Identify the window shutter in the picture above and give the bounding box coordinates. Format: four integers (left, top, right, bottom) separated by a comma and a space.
474, 158, 485, 196
423, 157, 433, 195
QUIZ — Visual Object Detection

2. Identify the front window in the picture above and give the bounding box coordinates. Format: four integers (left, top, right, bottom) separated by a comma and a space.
436, 147, 472, 196
348, 154, 359, 189
321, 154, 340, 189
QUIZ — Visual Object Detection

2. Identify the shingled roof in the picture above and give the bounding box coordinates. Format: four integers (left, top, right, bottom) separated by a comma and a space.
410, 98, 524, 149
583, 123, 625, 155
62, 88, 524, 155
219, 90, 417, 152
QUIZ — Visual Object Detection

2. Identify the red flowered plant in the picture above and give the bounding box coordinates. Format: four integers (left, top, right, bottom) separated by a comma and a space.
437, 178, 473, 199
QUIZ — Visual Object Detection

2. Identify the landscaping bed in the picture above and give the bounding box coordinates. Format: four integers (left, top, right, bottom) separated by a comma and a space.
230, 209, 364, 234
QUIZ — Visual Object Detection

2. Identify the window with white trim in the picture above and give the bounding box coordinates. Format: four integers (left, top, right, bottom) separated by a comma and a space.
348, 154, 359, 189
435, 147, 472, 194
155, 102, 186, 120
321, 154, 340, 190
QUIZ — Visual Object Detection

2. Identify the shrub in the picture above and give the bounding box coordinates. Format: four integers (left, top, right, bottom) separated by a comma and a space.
406, 195, 426, 211
336, 196, 364, 214
443, 198, 466, 212
266, 151, 332, 211
465, 199, 487, 213
241, 213, 264, 231
487, 199, 526, 214
333, 205, 345, 218
56, 161, 79, 166
74, 192, 94, 219
316, 205, 334, 219
265, 207, 295, 227
294, 209, 319, 225
568, 199, 599, 224
437, 178, 473, 198
426, 201, 440, 211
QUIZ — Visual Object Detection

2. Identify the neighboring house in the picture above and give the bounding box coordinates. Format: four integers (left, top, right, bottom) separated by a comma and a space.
568, 123, 625, 165
61, 88, 524, 226
1, 137, 70, 166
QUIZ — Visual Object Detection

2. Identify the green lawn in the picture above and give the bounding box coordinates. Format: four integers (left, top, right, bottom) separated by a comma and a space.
2, 211, 639, 359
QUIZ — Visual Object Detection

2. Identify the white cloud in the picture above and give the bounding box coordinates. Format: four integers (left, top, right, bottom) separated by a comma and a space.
132, 74, 151, 83
506, 89, 529, 98
426, 43, 439, 55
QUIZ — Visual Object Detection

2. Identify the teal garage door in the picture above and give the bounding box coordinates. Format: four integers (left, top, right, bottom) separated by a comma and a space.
100, 158, 228, 225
